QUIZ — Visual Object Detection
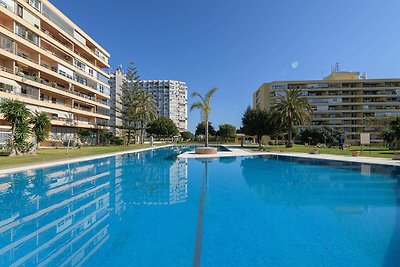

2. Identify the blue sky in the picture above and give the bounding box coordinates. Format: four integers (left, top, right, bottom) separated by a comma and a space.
51, 0, 400, 132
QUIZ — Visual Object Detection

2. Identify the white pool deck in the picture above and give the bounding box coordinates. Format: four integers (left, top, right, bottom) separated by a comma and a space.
178, 146, 400, 166
1, 145, 400, 175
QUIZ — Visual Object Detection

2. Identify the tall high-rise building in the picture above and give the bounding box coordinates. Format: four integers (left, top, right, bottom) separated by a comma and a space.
253, 71, 400, 144
0, 0, 111, 145
108, 66, 125, 135
139, 80, 188, 132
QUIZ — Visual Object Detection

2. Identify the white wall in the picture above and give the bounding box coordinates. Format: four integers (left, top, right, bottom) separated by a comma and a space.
58, 64, 74, 78
73, 30, 86, 45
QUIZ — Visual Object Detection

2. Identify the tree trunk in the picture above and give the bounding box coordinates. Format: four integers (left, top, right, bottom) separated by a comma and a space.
10, 123, 17, 156
205, 119, 209, 147
96, 130, 100, 145
258, 135, 262, 147
286, 119, 293, 148
140, 121, 144, 144
127, 130, 131, 146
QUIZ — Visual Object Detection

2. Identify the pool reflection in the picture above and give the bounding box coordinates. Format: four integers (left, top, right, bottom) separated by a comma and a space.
241, 155, 400, 212
0, 148, 189, 266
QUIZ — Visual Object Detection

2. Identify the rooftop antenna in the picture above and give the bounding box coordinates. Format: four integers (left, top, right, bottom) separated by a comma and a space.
321, 70, 324, 79
331, 62, 341, 73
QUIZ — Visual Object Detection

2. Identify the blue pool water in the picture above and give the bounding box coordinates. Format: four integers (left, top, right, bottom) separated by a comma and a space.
0, 146, 399, 266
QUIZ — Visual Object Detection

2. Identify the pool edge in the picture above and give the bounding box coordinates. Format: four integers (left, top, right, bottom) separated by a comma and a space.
0, 145, 173, 175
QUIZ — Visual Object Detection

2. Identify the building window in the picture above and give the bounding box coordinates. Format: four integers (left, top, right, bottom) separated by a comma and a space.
28, 0, 41, 10
17, 5, 23, 18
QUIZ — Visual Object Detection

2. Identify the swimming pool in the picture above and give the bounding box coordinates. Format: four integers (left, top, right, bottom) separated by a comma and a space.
0, 146, 399, 266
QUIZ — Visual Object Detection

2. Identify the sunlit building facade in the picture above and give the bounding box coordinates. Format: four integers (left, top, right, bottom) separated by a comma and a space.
139, 80, 188, 132
108, 66, 125, 135
0, 0, 111, 146
253, 71, 400, 144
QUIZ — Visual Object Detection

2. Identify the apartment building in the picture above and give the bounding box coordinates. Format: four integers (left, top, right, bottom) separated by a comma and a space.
139, 80, 188, 132
108, 65, 125, 135
0, 0, 111, 145
253, 71, 400, 143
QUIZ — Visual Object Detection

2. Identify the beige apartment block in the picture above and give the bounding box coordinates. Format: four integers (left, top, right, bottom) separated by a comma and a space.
0, 0, 110, 146
253, 71, 400, 144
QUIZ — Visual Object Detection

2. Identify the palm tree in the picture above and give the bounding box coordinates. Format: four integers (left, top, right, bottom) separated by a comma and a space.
0, 99, 31, 155
30, 111, 51, 150
272, 88, 312, 148
190, 88, 217, 147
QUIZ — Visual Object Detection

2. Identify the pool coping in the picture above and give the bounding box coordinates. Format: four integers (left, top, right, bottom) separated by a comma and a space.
0, 144, 173, 175
179, 146, 400, 167
259, 151, 400, 167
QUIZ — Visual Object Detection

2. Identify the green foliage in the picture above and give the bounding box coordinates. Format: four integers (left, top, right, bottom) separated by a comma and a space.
116, 61, 157, 144
146, 117, 179, 138
0, 99, 31, 124
98, 130, 114, 145
78, 129, 93, 138
382, 128, 395, 144
78, 129, 94, 145
31, 111, 51, 143
298, 127, 344, 146
0, 99, 32, 155
271, 88, 312, 147
181, 131, 194, 140
382, 116, 400, 149
241, 107, 271, 146
219, 124, 236, 142
115, 138, 124, 146
190, 87, 218, 147
13, 121, 32, 153
195, 121, 216, 136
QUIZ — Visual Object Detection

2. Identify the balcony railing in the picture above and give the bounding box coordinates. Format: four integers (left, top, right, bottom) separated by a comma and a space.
16, 51, 39, 64
0, 0, 14, 12
41, 29, 73, 51
0, 51, 109, 109
0, 44, 107, 98
41, 30, 109, 84
0, 65, 14, 74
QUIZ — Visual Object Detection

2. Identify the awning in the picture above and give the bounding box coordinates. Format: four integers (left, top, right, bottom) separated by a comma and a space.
0, 76, 21, 90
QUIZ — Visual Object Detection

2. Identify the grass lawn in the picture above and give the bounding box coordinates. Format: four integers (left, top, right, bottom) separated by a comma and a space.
0, 143, 166, 169
253, 144, 400, 159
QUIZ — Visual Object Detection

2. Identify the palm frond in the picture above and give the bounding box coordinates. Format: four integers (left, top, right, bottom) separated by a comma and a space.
190, 101, 204, 112
205, 87, 218, 103
191, 91, 205, 104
